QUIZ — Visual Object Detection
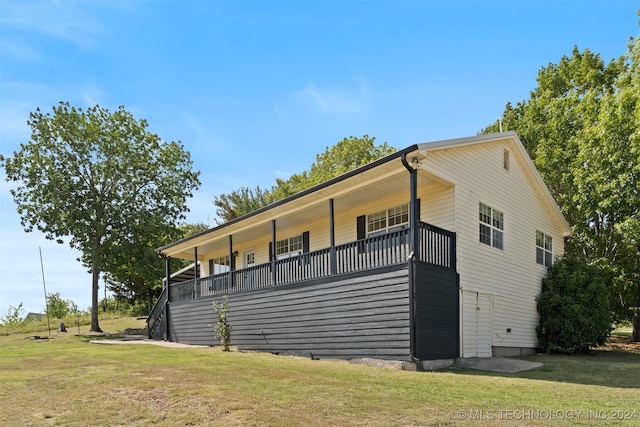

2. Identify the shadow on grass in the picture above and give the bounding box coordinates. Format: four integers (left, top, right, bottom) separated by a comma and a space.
74, 328, 147, 342
451, 337, 640, 389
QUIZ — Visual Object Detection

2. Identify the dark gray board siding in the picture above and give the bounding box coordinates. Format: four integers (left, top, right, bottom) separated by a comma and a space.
414, 261, 460, 360
168, 265, 411, 360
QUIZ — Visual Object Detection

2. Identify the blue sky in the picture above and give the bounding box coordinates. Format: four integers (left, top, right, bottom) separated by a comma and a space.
0, 0, 637, 316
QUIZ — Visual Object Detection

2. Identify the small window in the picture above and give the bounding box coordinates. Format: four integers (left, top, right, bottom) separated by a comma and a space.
479, 203, 504, 250
536, 231, 553, 267
276, 235, 303, 259
209, 256, 230, 275
367, 210, 387, 234
367, 204, 409, 236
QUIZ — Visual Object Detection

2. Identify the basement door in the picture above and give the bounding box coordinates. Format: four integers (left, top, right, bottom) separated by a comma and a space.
462, 290, 493, 358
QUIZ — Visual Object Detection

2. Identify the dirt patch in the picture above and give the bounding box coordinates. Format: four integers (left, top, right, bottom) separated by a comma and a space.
605, 335, 640, 354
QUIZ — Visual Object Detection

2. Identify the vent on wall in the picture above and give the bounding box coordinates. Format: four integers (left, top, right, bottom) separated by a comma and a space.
503, 149, 510, 171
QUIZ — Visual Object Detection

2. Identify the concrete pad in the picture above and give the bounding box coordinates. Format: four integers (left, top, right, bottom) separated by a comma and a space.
421, 359, 454, 371
350, 358, 418, 371
455, 357, 543, 373
90, 338, 209, 348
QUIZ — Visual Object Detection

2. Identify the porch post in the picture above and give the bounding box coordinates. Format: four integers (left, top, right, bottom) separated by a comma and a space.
400, 153, 419, 258
329, 199, 337, 275
194, 247, 198, 298
402, 152, 420, 362
164, 255, 170, 341
165, 256, 171, 290
271, 220, 277, 286
228, 235, 235, 289
410, 163, 419, 260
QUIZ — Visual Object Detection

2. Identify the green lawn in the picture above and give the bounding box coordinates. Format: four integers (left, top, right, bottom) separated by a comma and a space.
0, 318, 638, 426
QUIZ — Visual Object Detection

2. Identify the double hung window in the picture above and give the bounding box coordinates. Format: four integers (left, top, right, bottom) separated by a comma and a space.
536, 231, 553, 267
208, 255, 230, 275
276, 235, 303, 259
479, 203, 504, 250
368, 204, 409, 236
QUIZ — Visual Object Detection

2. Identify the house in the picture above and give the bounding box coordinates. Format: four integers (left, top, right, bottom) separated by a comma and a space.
147, 132, 571, 364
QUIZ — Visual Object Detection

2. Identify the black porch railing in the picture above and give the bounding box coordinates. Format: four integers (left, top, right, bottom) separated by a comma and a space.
168, 221, 455, 303
147, 284, 168, 338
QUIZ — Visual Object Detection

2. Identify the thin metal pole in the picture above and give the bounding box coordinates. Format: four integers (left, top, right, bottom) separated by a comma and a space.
39, 247, 52, 336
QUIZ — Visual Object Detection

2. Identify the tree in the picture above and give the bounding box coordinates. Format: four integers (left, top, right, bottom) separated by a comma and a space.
213, 186, 273, 223
213, 135, 395, 222
2, 102, 200, 332
0, 303, 25, 327
537, 256, 612, 354
106, 221, 209, 311
46, 292, 72, 319
482, 39, 640, 340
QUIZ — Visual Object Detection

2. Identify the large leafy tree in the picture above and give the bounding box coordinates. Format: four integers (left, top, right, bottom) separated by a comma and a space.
105, 221, 210, 310
214, 186, 273, 223
2, 102, 200, 332
103, 219, 180, 312
483, 38, 640, 340
213, 135, 395, 222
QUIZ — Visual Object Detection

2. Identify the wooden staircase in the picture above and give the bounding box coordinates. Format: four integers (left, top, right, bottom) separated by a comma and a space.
146, 285, 168, 340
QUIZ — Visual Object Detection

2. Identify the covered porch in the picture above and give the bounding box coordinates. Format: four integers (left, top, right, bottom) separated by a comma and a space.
170, 220, 454, 301
148, 221, 455, 339
148, 149, 460, 355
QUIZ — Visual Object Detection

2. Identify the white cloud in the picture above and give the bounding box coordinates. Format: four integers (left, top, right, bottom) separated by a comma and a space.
81, 85, 106, 107
179, 111, 228, 154
277, 77, 371, 117
0, 98, 33, 149
0, 81, 112, 154
0, 0, 106, 50
0, 36, 42, 62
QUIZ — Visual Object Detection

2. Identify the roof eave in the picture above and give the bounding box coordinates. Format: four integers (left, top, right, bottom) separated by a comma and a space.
157, 144, 420, 255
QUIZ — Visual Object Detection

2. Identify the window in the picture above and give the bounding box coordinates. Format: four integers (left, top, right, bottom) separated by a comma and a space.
536, 231, 553, 267
276, 235, 303, 259
368, 204, 409, 236
503, 149, 510, 170
479, 203, 504, 249
208, 255, 230, 275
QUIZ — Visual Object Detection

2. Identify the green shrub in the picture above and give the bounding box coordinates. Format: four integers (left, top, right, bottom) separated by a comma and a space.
1, 303, 25, 328
536, 256, 612, 354
47, 293, 72, 319
211, 295, 232, 351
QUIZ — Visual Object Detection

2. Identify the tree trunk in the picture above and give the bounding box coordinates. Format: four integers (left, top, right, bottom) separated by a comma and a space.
90, 259, 102, 332
633, 282, 640, 342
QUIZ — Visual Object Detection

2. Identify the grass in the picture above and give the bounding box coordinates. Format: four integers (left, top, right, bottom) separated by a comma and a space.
0, 318, 638, 426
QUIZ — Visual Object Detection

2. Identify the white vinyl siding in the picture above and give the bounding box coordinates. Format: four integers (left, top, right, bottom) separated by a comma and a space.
424, 138, 566, 353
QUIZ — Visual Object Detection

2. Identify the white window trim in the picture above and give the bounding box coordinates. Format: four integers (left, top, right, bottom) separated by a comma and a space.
209, 255, 230, 275
479, 202, 504, 250
536, 230, 553, 267
276, 235, 303, 259
367, 203, 409, 237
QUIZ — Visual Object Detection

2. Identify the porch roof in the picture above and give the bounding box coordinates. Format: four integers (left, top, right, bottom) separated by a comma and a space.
158, 143, 425, 259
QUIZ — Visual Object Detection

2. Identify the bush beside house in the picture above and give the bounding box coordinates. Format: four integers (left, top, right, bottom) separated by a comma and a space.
537, 256, 612, 354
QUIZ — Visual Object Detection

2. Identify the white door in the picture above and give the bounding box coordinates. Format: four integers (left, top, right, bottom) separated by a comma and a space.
462, 290, 493, 358
243, 249, 256, 289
